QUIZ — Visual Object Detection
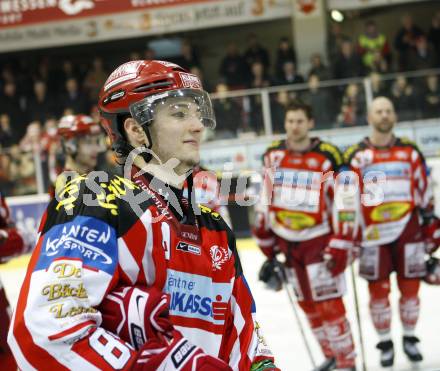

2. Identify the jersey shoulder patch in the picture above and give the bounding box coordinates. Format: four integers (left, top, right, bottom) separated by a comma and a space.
197, 204, 230, 232
398, 136, 420, 151
317, 141, 343, 169
265, 140, 285, 154
47, 173, 141, 232
343, 143, 363, 164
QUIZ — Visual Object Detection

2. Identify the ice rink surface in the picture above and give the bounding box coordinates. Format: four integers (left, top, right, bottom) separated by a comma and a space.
1, 240, 440, 371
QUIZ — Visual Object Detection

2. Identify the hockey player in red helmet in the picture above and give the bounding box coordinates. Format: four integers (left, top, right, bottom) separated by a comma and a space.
49, 114, 104, 197
9, 60, 278, 371
57, 114, 103, 174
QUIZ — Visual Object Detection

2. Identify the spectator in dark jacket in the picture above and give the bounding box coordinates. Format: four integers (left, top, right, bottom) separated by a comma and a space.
219, 42, 247, 89
27, 80, 56, 124
394, 14, 424, 71
308, 54, 331, 80
174, 40, 200, 71
244, 33, 270, 73
428, 12, 440, 66
59, 78, 89, 115
212, 82, 243, 138
0, 82, 27, 141
275, 37, 297, 80
275, 61, 304, 86
270, 90, 289, 134
333, 40, 364, 79
301, 75, 333, 128
327, 22, 350, 62
407, 36, 437, 71
421, 74, 440, 119
0, 114, 16, 147
370, 72, 389, 98
390, 75, 420, 121
247, 61, 270, 133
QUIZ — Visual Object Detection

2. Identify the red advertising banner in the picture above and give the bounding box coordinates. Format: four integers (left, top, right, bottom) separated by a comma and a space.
0, 0, 206, 28
0, 0, 290, 52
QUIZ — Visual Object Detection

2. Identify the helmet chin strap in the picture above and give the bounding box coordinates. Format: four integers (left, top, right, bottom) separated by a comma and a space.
140, 125, 154, 164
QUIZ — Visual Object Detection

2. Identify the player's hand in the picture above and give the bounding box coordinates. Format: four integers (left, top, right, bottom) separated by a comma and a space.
100, 285, 173, 349
258, 258, 285, 291
423, 217, 440, 254
323, 237, 353, 276
133, 330, 232, 371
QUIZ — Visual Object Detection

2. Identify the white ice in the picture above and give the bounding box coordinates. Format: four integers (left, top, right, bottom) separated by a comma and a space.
1, 246, 439, 371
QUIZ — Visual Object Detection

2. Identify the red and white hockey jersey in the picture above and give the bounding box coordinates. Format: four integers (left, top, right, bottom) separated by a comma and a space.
344, 137, 433, 247
8, 170, 272, 370
253, 138, 346, 255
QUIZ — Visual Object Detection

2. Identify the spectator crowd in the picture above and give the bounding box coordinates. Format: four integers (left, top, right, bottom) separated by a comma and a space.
0, 12, 440, 195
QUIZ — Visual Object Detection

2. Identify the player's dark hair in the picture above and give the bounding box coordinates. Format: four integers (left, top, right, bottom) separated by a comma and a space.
285, 100, 314, 120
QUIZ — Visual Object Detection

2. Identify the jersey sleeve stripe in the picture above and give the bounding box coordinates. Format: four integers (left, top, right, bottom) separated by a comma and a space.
48, 320, 96, 341
140, 210, 156, 285
10, 237, 69, 370
117, 238, 140, 285
7, 310, 37, 371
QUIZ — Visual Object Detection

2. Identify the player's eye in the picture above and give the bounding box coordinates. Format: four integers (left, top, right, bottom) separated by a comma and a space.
171, 111, 187, 119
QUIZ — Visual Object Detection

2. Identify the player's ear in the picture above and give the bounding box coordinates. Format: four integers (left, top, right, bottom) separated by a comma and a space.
123, 117, 149, 147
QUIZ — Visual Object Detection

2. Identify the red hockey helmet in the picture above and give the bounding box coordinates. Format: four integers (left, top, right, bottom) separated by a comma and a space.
58, 114, 101, 139
98, 60, 215, 159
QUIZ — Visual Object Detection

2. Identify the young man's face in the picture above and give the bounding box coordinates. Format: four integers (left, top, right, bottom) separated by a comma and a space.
150, 97, 205, 173
75, 134, 103, 172
284, 109, 313, 143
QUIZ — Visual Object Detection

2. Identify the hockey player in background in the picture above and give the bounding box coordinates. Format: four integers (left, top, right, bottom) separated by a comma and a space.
0, 193, 25, 370
8, 60, 278, 371
344, 96, 440, 367
49, 114, 104, 197
253, 100, 357, 371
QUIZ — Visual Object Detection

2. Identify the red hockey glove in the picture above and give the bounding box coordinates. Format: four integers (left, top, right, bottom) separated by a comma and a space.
323, 237, 354, 277
253, 212, 278, 259
423, 217, 440, 254
133, 330, 231, 371
101, 286, 231, 371
100, 285, 173, 349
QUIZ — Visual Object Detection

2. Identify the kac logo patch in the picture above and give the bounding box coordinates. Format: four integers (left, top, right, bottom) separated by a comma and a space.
210, 245, 229, 271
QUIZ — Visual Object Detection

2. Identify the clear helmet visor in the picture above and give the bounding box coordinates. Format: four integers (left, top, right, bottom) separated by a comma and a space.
129, 88, 216, 129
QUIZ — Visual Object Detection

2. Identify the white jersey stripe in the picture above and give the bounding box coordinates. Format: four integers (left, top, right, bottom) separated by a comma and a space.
141, 210, 156, 285
7, 310, 37, 371
118, 238, 140, 284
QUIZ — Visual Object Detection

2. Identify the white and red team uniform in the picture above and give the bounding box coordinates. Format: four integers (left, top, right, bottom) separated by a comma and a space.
8, 168, 274, 370
253, 138, 356, 369
344, 136, 434, 339
0, 193, 25, 370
